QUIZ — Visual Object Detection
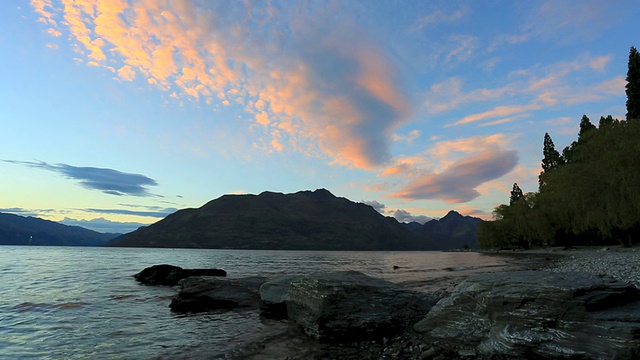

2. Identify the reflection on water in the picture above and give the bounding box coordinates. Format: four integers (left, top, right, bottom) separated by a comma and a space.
0, 246, 516, 359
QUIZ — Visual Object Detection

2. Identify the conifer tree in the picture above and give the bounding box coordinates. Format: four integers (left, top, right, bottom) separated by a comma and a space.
598, 115, 616, 128
578, 115, 596, 141
626, 46, 640, 120
510, 183, 524, 205
539, 133, 562, 187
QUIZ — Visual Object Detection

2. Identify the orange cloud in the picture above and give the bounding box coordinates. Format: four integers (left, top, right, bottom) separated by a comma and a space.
31, 0, 57, 26
117, 65, 136, 81
33, 1, 410, 171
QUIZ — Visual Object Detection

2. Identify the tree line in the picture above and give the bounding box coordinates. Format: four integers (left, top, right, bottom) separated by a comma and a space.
478, 46, 640, 249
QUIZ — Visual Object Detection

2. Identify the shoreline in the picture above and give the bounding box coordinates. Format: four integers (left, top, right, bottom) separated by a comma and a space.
486, 245, 639, 287
172, 246, 640, 359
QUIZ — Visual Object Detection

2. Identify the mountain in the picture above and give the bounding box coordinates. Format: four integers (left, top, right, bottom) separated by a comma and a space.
109, 189, 437, 250
0, 213, 119, 246
403, 210, 482, 249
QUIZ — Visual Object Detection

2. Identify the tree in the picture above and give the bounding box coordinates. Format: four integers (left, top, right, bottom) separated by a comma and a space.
578, 115, 596, 141
626, 46, 640, 120
539, 133, 562, 188
510, 183, 524, 205
598, 115, 617, 129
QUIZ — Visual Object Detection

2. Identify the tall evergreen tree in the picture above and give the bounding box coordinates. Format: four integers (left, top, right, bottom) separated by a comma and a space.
626, 46, 640, 120
539, 133, 562, 187
510, 183, 524, 205
578, 115, 596, 141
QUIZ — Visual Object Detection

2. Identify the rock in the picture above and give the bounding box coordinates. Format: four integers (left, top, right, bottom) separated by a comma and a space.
413, 270, 640, 359
284, 271, 441, 343
134, 264, 226, 286
169, 276, 267, 313
259, 275, 302, 318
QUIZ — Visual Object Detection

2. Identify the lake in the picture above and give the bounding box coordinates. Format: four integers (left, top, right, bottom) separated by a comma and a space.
0, 246, 518, 359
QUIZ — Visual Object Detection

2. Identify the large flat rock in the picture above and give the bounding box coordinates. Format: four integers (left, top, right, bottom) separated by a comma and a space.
282, 271, 441, 343
134, 264, 226, 286
414, 270, 640, 359
170, 276, 267, 313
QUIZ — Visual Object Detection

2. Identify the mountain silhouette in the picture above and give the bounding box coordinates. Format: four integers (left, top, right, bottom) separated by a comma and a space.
0, 212, 119, 246
403, 210, 481, 249
109, 189, 439, 250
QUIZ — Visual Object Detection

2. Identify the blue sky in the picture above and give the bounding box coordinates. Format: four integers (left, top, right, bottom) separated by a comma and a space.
1, 1, 638, 233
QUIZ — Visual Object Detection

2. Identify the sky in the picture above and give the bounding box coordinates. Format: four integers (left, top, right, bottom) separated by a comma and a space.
1, 0, 638, 234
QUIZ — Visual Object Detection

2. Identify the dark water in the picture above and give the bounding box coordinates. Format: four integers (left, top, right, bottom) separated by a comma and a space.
0, 246, 515, 359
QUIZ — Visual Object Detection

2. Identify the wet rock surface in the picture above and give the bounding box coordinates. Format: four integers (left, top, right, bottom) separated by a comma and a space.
137, 252, 640, 359
170, 275, 267, 313
283, 271, 441, 343
412, 270, 640, 359
134, 264, 226, 286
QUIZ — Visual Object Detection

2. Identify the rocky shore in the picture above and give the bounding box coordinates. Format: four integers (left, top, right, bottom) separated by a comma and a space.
139, 246, 640, 360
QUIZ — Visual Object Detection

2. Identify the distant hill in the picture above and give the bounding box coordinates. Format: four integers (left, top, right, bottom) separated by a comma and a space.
0, 213, 119, 246
109, 189, 440, 250
403, 210, 482, 249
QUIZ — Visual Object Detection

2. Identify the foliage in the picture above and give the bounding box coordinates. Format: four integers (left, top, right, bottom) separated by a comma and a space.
509, 183, 523, 205
478, 118, 640, 249
478, 45, 640, 249
539, 133, 563, 188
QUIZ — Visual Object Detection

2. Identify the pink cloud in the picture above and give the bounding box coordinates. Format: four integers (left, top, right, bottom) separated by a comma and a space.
35, 1, 411, 170
389, 148, 518, 203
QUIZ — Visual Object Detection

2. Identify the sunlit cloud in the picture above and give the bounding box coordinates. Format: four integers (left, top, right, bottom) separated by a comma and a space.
32, 1, 411, 170
389, 148, 518, 203
376, 134, 518, 203
451, 102, 542, 127
4, 160, 158, 196
414, 5, 469, 29
435, 54, 620, 127
445, 35, 477, 62
392, 129, 421, 143
427, 134, 511, 159
362, 200, 386, 214
425, 77, 515, 114
391, 209, 432, 224
47, 28, 62, 37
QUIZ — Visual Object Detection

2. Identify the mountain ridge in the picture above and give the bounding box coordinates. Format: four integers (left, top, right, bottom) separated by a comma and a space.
109, 189, 430, 250
0, 212, 119, 246
403, 210, 482, 249
109, 189, 480, 250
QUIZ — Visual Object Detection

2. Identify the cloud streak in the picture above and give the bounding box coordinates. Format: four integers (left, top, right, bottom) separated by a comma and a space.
5, 160, 158, 196
82, 207, 175, 218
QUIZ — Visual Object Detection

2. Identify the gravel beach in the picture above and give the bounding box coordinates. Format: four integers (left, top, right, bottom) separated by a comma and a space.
539, 246, 640, 288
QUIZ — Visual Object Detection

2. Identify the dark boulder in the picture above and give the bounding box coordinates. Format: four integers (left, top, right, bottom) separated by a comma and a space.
413, 270, 640, 359
134, 264, 226, 286
282, 271, 441, 343
169, 276, 267, 313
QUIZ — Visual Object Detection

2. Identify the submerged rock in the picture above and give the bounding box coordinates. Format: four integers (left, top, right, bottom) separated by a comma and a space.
134, 264, 226, 286
413, 270, 640, 359
259, 275, 302, 318
281, 271, 441, 343
170, 276, 267, 313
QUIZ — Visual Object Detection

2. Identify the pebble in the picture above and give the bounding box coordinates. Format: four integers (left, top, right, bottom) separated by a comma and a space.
543, 248, 640, 287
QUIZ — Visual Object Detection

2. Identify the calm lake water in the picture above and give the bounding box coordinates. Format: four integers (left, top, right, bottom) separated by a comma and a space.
0, 246, 516, 359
